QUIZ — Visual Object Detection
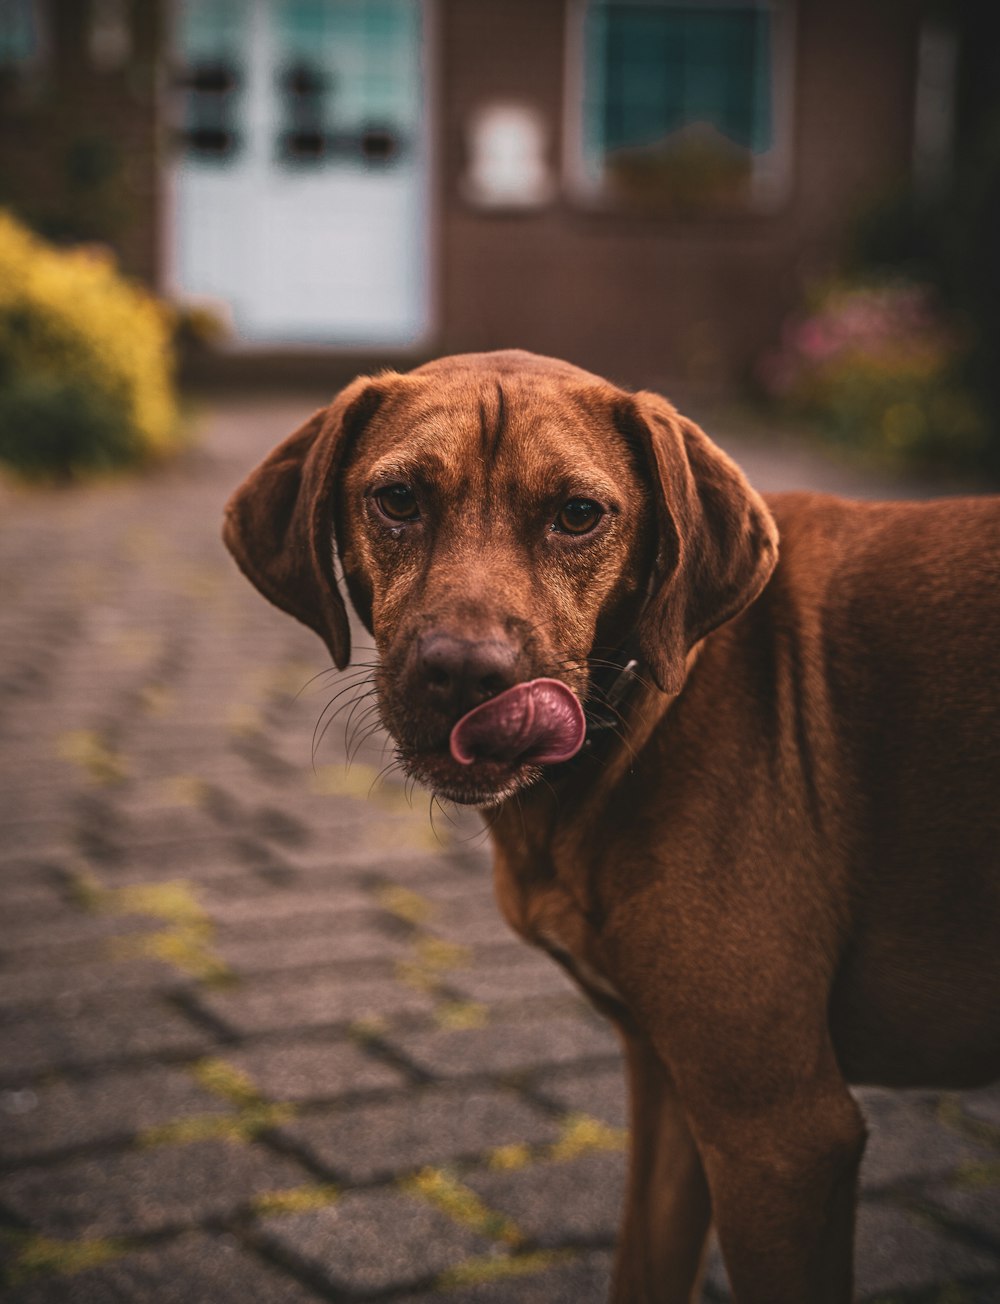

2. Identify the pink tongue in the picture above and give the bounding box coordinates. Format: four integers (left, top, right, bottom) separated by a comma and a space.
450, 678, 586, 767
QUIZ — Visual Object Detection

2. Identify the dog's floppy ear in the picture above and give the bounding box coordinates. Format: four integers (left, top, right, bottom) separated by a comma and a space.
222, 376, 384, 668
619, 390, 778, 695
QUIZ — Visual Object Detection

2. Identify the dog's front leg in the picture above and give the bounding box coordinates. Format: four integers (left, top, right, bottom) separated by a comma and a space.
696, 1083, 866, 1304
612, 1033, 711, 1304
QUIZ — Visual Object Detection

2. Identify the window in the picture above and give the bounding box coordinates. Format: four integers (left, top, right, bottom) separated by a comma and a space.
0, 0, 44, 70
568, 0, 793, 214
274, 0, 417, 166
174, 0, 417, 167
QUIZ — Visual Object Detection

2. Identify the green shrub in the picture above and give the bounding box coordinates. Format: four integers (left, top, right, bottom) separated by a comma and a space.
757, 279, 987, 473
0, 210, 179, 480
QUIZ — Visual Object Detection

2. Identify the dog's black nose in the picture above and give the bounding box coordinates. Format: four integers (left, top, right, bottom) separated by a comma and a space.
416, 633, 519, 717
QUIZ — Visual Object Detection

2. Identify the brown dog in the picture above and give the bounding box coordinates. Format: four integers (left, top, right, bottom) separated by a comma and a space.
223, 350, 1000, 1303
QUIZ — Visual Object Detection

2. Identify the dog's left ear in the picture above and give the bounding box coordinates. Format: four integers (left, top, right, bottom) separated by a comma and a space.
222, 376, 385, 668
619, 390, 779, 695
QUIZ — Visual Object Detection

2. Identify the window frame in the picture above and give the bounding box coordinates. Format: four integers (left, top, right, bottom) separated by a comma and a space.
563, 0, 797, 217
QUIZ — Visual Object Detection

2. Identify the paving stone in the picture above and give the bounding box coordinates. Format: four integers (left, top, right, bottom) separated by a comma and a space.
0, 819, 77, 858
0, 1139, 310, 1238
0, 955, 179, 1010
423, 897, 517, 947
5, 890, 74, 928
1, 990, 214, 1082
196, 972, 435, 1037
3, 911, 160, 958
94, 849, 255, 886
854, 1201, 999, 1297
387, 1014, 620, 1080
925, 1179, 1000, 1247
464, 1151, 625, 1247
6, 1231, 320, 1303
276, 845, 439, 881
280, 1084, 562, 1182
203, 885, 374, 926
103, 805, 227, 850
223, 1039, 405, 1103
699, 1234, 732, 1301
962, 1085, 1000, 1131
300, 810, 443, 860
857, 1088, 997, 1190
0, 1065, 232, 1164
214, 920, 406, 975
414, 881, 497, 910
257, 1189, 493, 1293
0, 857, 70, 896
392, 1250, 615, 1304
448, 955, 580, 1005
534, 1064, 628, 1129
98, 831, 290, 878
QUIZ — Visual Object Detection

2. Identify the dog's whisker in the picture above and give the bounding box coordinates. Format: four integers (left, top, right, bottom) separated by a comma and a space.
294, 662, 379, 702
367, 758, 405, 798
404, 769, 419, 807
301, 670, 373, 728
293, 663, 340, 700
312, 692, 361, 764
313, 685, 377, 766
310, 675, 376, 749
337, 704, 382, 765
347, 716, 388, 767
343, 692, 380, 756
428, 793, 448, 845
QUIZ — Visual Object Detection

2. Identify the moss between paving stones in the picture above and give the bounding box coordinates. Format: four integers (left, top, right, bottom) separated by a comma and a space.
55, 730, 128, 785
71, 871, 234, 984
377, 883, 434, 923
436, 1249, 568, 1289
251, 1183, 339, 1216
137, 1102, 294, 1148
4, 1232, 128, 1285
435, 1000, 490, 1030
549, 1113, 627, 1160
190, 1058, 265, 1108
402, 1167, 523, 1246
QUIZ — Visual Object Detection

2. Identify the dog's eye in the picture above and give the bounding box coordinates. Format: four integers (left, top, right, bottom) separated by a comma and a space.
554, 498, 603, 535
375, 484, 420, 522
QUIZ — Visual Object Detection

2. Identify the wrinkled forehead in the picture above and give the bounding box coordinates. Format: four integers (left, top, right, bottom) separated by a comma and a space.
346, 372, 639, 498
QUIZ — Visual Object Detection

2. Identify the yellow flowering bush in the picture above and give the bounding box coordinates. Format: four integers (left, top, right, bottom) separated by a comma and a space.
0, 210, 179, 478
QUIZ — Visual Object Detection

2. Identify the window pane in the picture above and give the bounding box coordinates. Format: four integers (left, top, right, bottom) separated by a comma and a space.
0, 0, 41, 66
586, 2, 774, 163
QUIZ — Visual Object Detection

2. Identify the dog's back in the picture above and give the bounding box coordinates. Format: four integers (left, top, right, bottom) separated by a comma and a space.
757, 494, 1000, 1086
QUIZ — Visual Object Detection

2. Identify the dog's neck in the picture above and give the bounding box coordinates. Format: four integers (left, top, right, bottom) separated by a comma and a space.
483, 642, 702, 910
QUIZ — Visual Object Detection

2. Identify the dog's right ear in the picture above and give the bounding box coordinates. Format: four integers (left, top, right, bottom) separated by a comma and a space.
222, 376, 385, 669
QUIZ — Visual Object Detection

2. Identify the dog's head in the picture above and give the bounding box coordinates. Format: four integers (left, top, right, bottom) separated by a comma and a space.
223, 350, 777, 806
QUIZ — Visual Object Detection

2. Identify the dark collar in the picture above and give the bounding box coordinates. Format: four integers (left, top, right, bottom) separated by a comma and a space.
583, 650, 644, 745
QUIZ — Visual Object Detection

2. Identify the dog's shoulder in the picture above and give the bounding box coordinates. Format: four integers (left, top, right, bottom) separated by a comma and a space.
752, 492, 1000, 718
762, 491, 1000, 600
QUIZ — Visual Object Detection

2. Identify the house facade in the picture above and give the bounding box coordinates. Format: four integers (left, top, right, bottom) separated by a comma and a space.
1, 0, 933, 388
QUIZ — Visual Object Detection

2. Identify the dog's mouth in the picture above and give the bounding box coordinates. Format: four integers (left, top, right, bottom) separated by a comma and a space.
450, 678, 586, 767
395, 678, 587, 807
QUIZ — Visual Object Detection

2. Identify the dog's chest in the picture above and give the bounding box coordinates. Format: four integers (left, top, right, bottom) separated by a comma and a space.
497, 876, 624, 1006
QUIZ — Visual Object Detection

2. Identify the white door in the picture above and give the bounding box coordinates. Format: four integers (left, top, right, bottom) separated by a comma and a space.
171, 0, 429, 346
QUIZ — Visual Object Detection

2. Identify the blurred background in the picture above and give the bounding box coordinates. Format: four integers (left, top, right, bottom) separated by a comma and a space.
2, 3, 1000, 1303
2, 0, 1000, 477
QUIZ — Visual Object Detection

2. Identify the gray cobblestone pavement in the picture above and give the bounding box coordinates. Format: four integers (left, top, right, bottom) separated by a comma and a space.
1, 396, 998, 1302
